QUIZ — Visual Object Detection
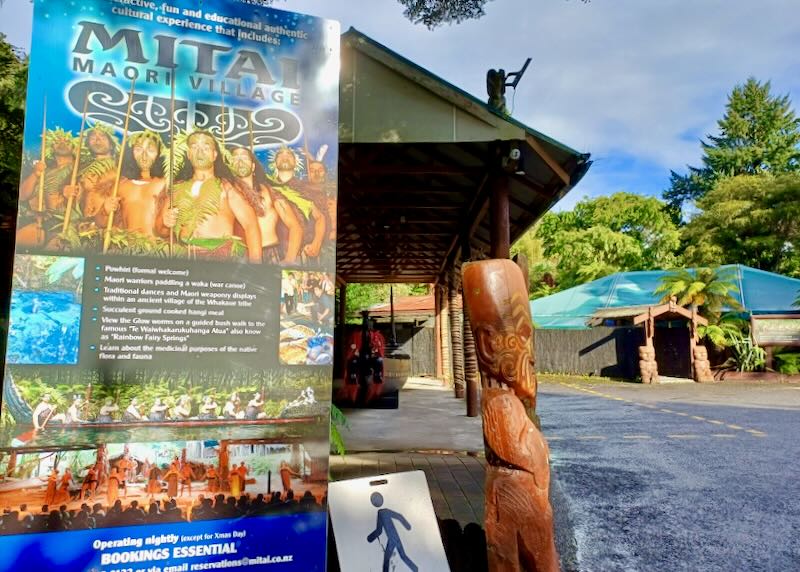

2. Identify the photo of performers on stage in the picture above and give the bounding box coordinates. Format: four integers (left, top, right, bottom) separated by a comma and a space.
14, 118, 336, 268
0, 438, 328, 536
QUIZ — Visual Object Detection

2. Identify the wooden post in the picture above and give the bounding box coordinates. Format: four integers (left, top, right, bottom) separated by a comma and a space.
490, 173, 510, 259
462, 242, 480, 417
441, 281, 453, 386
338, 284, 348, 380
449, 266, 465, 398
513, 252, 530, 293
6, 451, 16, 477
434, 285, 443, 378
464, 305, 480, 416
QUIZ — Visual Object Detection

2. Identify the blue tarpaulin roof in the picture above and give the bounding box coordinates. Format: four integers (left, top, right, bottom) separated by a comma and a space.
531, 265, 800, 330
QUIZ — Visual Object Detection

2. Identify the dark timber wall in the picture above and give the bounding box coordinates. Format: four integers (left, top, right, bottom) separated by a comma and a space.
336, 322, 436, 378
378, 322, 436, 377
534, 327, 645, 379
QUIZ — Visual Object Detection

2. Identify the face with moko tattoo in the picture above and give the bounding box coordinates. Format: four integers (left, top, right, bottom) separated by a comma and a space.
229, 147, 254, 178
132, 135, 160, 173
186, 132, 217, 170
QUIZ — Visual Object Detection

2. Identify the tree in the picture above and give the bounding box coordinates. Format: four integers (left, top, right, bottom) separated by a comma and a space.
397, 0, 492, 28
344, 282, 428, 322
535, 192, 681, 289
664, 78, 800, 215
654, 267, 742, 321
682, 173, 800, 277
249, 0, 587, 28
0, 34, 27, 217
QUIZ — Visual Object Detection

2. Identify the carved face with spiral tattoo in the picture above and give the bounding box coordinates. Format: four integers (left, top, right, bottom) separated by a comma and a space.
474, 321, 537, 404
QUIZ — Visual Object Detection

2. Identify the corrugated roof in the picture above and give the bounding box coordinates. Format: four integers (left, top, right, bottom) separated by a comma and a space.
367, 294, 461, 317
531, 265, 800, 330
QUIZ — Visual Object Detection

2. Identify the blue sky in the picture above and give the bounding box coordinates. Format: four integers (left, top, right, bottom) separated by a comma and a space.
3, 0, 800, 211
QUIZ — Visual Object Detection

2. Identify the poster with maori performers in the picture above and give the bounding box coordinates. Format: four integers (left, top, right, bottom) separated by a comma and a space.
0, 0, 339, 569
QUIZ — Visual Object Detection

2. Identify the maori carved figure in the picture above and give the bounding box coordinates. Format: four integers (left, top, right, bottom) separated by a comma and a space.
639, 346, 659, 384
462, 259, 559, 572
693, 346, 714, 383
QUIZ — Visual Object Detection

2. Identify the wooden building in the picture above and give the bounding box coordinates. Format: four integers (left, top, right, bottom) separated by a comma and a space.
333, 29, 591, 415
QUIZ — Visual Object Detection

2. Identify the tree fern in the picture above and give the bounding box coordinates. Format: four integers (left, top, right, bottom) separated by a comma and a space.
655, 267, 742, 321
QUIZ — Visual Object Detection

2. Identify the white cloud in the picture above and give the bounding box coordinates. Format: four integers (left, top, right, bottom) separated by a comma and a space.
3, 0, 799, 194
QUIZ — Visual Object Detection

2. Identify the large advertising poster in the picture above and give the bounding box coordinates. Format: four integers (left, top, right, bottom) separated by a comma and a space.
0, 0, 339, 569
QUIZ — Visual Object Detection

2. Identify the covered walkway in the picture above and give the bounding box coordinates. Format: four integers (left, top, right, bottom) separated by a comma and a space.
333, 28, 591, 414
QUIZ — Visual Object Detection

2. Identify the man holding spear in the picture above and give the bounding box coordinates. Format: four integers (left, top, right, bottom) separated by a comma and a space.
17, 129, 77, 247
103, 130, 168, 238
62, 123, 119, 227
229, 146, 302, 264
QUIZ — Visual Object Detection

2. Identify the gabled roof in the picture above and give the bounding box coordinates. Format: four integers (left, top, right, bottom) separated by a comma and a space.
587, 301, 708, 327
336, 29, 591, 284
340, 28, 582, 156
531, 265, 800, 330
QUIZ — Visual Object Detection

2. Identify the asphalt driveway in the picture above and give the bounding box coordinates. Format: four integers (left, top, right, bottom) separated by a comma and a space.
539, 378, 800, 572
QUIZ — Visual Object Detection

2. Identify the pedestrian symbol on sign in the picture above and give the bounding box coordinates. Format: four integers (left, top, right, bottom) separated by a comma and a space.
366, 492, 418, 572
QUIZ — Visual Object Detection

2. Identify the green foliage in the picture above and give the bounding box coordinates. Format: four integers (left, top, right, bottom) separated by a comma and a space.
697, 315, 766, 372
654, 267, 742, 321
682, 173, 800, 276
329, 404, 348, 456
535, 192, 680, 290
664, 78, 800, 214
775, 350, 800, 375
697, 314, 749, 348
59, 223, 178, 257
345, 283, 429, 322
0, 34, 27, 214
727, 333, 767, 372
174, 178, 223, 238
12, 254, 83, 292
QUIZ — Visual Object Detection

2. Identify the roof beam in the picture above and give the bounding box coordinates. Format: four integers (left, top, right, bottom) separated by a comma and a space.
348, 164, 484, 176
526, 133, 570, 186
437, 173, 490, 281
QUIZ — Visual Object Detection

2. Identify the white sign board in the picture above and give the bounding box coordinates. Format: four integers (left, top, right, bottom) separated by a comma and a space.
328, 470, 450, 572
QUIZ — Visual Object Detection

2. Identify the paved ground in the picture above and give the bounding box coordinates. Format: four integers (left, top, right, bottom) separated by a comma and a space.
331, 378, 485, 524
332, 377, 800, 571
539, 379, 800, 572
330, 451, 486, 525
336, 377, 483, 453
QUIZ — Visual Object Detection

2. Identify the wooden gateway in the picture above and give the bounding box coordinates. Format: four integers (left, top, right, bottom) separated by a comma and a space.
588, 300, 711, 383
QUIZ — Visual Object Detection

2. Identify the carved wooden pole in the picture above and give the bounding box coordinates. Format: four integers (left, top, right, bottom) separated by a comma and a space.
462, 259, 558, 572
449, 267, 465, 398
463, 304, 480, 417
462, 242, 480, 417
440, 281, 454, 386
434, 284, 443, 378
